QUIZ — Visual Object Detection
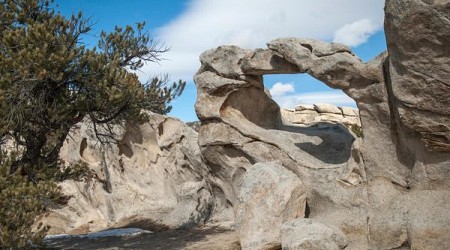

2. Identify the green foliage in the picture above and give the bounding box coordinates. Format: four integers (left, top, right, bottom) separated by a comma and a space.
0, 0, 185, 247
0, 151, 92, 249
0, 152, 61, 249
0, 0, 185, 174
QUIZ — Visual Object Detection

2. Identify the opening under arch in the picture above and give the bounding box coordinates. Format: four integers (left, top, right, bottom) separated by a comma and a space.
263, 74, 356, 110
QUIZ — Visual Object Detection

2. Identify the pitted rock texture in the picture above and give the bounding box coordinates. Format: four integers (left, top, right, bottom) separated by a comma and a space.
385, 0, 450, 152
235, 162, 306, 249
281, 104, 361, 128
194, 0, 450, 248
42, 112, 226, 235
281, 218, 348, 250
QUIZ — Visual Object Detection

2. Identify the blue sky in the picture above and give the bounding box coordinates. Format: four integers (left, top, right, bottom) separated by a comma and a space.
55, 0, 386, 122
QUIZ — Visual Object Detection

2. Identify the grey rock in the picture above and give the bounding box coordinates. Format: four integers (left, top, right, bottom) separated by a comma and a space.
42, 112, 221, 234
385, 0, 450, 152
291, 112, 320, 124
281, 218, 348, 250
282, 105, 361, 128
236, 162, 306, 250
341, 116, 361, 127
313, 103, 342, 114
339, 107, 358, 117
193, 1, 450, 247
242, 48, 299, 75
318, 113, 343, 123
295, 104, 315, 111
41, 1, 450, 249
280, 109, 295, 124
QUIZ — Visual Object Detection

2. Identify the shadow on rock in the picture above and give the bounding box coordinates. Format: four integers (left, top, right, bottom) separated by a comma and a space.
45, 227, 240, 250
281, 122, 355, 164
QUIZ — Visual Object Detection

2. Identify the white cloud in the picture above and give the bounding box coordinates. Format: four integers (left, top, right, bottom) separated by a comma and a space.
273, 91, 356, 108
269, 82, 295, 97
332, 19, 380, 47
141, 0, 385, 82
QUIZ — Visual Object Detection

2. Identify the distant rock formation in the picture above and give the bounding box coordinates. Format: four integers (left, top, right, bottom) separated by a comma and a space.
193, 0, 450, 249
186, 121, 201, 132
281, 103, 361, 128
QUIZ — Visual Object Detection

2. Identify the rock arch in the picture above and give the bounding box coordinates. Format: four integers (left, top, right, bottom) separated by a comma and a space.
194, 37, 399, 190
194, 8, 450, 245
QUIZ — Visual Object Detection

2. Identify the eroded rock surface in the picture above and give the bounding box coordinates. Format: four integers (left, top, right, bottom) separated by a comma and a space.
41, 1, 450, 249
281, 218, 348, 250
42, 112, 225, 235
281, 104, 361, 128
235, 162, 306, 249
193, 0, 450, 248
385, 0, 450, 153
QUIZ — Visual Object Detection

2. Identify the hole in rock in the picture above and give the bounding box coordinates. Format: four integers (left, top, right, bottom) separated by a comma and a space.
79, 137, 99, 164
232, 167, 247, 188
79, 138, 88, 157
304, 201, 311, 218
263, 74, 357, 164
264, 74, 356, 111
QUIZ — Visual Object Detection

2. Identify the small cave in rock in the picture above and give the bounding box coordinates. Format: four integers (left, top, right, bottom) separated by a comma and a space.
79, 137, 88, 157
79, 137, 100, 164
304, 201, 310, 218
232, 167, 247, 188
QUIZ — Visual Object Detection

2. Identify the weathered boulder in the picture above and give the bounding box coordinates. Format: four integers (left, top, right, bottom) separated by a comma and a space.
282, 105, 361, 128
339, 107, 358, 117
281, 219, 348, 250
195, 41, 368, 248
367, 178, 450, 249
235, 162, 306, 249
42, 112, 224, 235
193, 0, 450, 248
313, 103, 342, 114
385, 0, 450, 152
295, 104, 315, 111
383, 0, 450, 193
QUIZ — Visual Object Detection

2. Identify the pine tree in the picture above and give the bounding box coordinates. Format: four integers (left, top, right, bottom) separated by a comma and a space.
0, 151, 61, 248
0, 0, 185, 247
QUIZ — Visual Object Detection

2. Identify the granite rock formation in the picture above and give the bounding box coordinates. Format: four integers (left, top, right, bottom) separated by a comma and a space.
281, 104, 361, 127
193, 0, 450, 249
41, 0, 450, 249
281, 218, 348, 250
235, 162, 306, 249
42, 112, 226, 235
385, 0, 450, 153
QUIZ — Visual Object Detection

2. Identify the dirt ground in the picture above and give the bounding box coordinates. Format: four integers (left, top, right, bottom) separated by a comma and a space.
45, 227, 241, 250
